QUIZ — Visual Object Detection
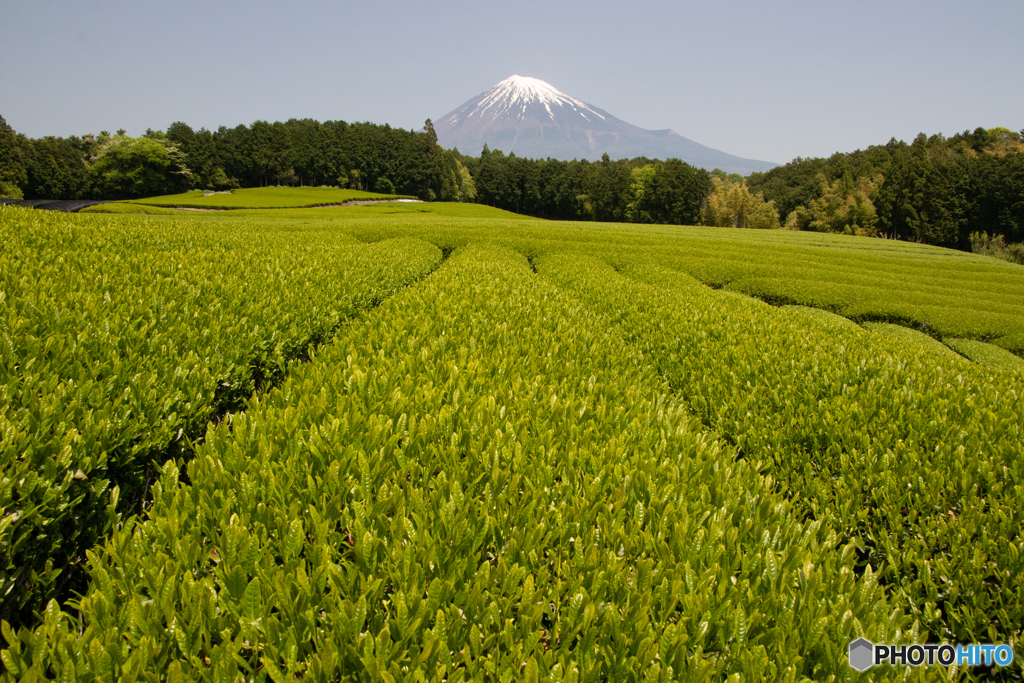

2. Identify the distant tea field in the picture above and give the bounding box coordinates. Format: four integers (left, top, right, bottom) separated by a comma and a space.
2, 200, 1022, 681
119, 186, 415, 210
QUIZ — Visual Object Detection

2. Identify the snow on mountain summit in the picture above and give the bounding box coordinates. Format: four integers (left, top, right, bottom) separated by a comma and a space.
434, 76, 778, 174
467, 75, 607, 123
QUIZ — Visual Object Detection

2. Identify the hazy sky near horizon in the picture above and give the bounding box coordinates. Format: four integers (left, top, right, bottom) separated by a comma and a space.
2, 0, 1021, 164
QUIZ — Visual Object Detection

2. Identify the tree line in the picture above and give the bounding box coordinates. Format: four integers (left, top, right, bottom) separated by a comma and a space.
455, 148, 713, 226
745, 127, 1024, 250
0, 115, 475, 202
448, 127, 1024, 255
3, 111, 1022, 255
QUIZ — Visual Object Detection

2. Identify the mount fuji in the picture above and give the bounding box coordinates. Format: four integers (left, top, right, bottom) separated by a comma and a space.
434, 76, 777, 175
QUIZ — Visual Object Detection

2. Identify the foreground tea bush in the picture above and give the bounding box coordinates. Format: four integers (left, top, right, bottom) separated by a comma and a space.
0, 207, 442, 626
945, 338, 1024, 375
539, 253, 1024, 652
3, 245, 907, 681
860, 323, 963, 363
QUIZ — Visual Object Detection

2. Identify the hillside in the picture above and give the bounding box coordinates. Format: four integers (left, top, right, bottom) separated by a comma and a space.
2, 202, 1023, 680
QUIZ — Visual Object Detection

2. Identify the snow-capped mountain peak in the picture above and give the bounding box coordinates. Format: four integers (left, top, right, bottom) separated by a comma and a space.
472, 75, 606, 122
487, 75, 566, 109
447, 75, 606, 125
434, 76, 778, 174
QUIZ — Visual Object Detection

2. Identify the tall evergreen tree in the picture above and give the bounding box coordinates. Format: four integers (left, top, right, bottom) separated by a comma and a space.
26, 136, 91, 200
0, 114, 28, 198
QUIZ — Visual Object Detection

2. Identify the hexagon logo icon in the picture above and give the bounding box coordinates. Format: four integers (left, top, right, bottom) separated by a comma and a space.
849, 638, 874, 671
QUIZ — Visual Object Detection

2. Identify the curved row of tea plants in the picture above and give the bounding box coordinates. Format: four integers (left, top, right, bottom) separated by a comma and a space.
333, 209, 1024, 354
0, 207, 443, 626
128, 187, 412, 210
79, 203, 186, 215
629, 234, 1024, 353
2, 245, 909, 682
537, 252, 1024, 652
945, 338, 1024, 374
134, 200, 1024, 357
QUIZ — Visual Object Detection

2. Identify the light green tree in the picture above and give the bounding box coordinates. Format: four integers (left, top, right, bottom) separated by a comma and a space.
625, 165, 658, 223
784, 174, 881, 236
89, 135, 193, 199
456, 160, 476, 202
702, 176, 780, 229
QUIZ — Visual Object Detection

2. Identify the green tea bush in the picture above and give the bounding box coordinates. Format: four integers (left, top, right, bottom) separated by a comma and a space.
860, 323, 964, 362
78, 203, 184, 215
128, 187, 414, 210
5, 206, 1024, 680
945, 338, 1024, 375
538, 253, 1024, 652
0, 207, 442, 626
339, 211, 1024, 353
3, 245, 907, 681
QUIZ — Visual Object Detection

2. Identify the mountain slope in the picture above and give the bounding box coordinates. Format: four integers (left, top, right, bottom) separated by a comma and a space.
435, 76, 777, 174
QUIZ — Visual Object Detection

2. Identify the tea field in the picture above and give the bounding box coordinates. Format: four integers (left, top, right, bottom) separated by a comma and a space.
1, 201, 1023, 681
79, 203, 187, 216
122, 187, 413, 210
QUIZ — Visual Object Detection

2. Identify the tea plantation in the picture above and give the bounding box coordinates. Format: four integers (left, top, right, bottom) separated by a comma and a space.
125, 187, 412, 210
1, 201, 1022, 681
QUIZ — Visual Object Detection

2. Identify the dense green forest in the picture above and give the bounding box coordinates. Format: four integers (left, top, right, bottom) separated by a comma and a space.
2, 112, 1022, 255
747, 127, 1024, 250
455, 128, 1024, 254
0, 115, 474, 202
456, 148, 712, 225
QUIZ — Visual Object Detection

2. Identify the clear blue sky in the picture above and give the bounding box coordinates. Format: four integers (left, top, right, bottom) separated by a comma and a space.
2, 0, 1021, 164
